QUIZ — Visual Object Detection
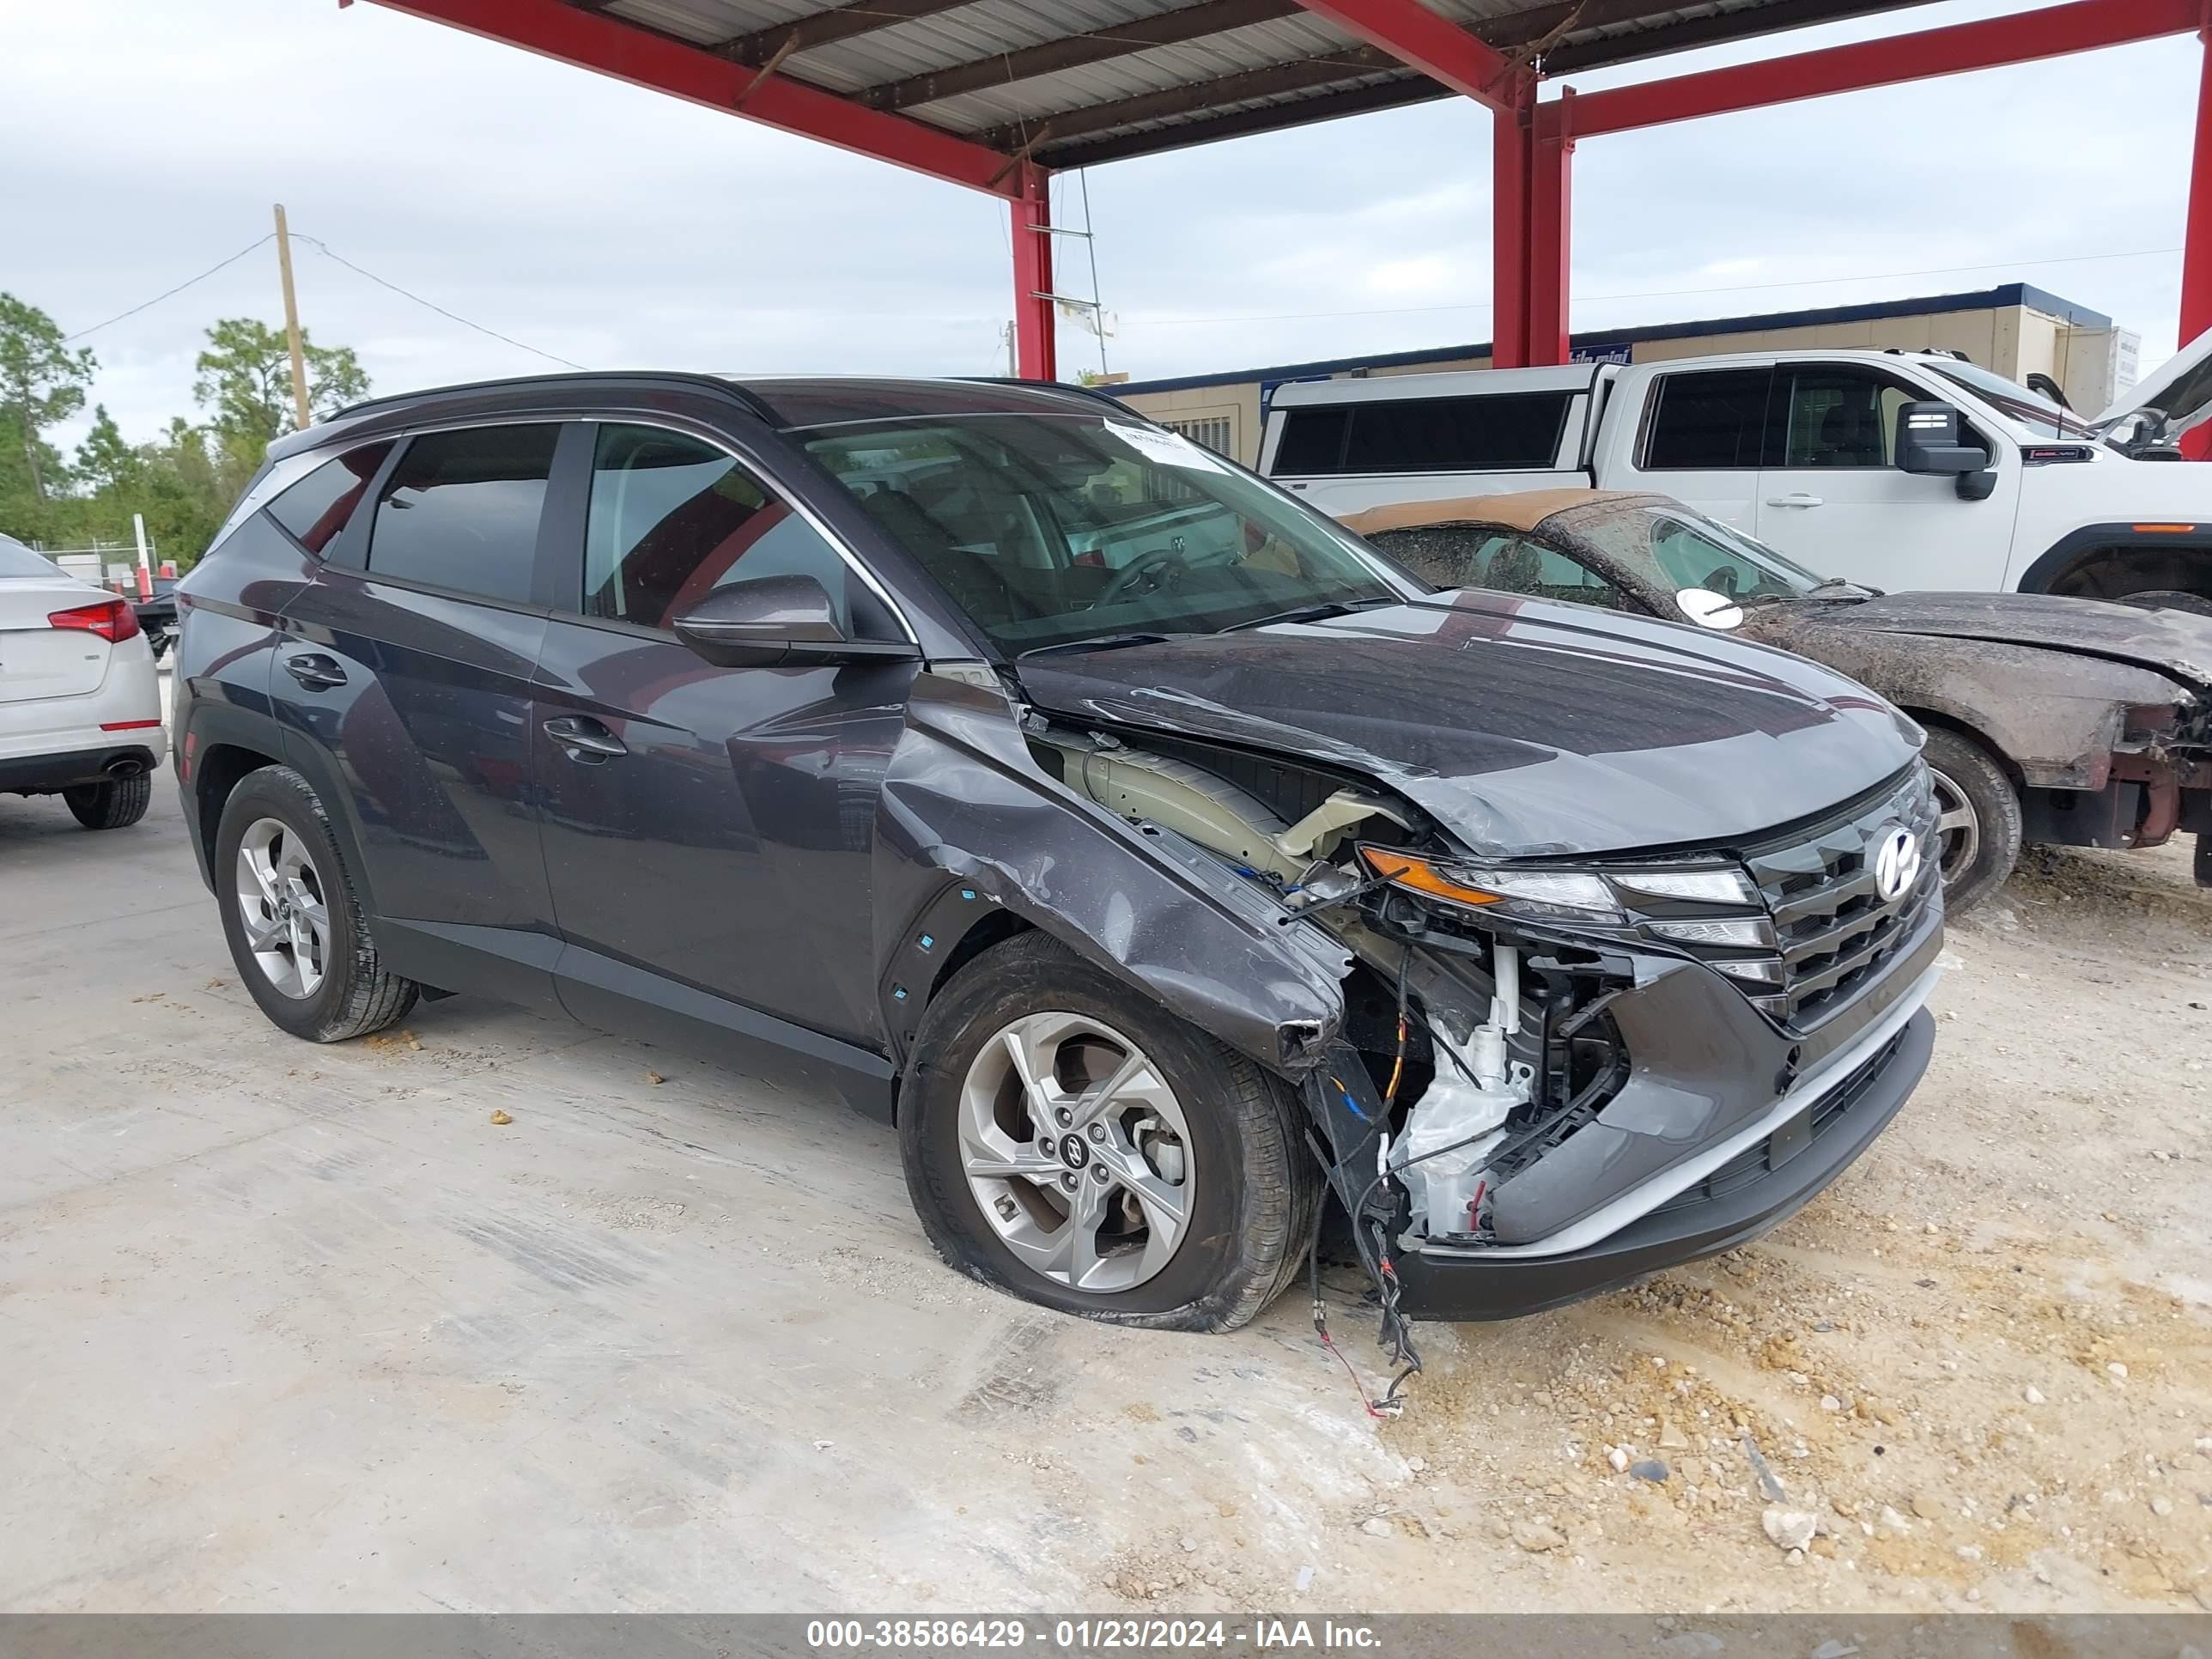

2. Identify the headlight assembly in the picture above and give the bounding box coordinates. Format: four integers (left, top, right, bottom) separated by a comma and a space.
1611, 867, 1759, 906
1358, 844, 1802, 1019
1359, 848, 1773, 942
1645, 915, 1776, 948
1358, 848, 1622, 921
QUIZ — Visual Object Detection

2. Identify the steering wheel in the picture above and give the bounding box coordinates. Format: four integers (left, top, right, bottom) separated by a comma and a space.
1703, 564, 1742, 598
1094, 543, 1234, 610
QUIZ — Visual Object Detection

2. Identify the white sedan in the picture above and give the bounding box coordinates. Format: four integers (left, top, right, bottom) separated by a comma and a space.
0, 532, 164, 830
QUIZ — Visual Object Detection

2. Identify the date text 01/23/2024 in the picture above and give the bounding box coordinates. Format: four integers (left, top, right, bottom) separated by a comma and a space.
804, 1620, 1384, 1650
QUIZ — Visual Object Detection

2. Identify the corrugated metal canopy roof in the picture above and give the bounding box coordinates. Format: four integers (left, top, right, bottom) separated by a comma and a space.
574, 0, 1936, 169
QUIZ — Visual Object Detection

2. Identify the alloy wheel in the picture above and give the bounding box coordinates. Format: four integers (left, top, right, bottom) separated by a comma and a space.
1929, 768, 1980, 887
235, 817, 331, 1000
957, 1012, 1194, 1294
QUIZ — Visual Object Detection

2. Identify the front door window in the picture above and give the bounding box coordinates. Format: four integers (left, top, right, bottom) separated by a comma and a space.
582, 425, 871, 632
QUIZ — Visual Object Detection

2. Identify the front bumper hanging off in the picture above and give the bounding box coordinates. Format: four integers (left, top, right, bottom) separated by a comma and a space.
1304, 909, 1942, 1324
1395, 1003, 1934, 1322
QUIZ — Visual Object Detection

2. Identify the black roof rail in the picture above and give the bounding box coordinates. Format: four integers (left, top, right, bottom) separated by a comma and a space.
327, 369, 781, 426
959, 377, 1155, 421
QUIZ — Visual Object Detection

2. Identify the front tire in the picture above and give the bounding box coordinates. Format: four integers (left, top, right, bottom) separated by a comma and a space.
1923, 728, 2021, 915
214, 765, 418, 1042
64, 774, 151, 830
901, 931, 1321, 1332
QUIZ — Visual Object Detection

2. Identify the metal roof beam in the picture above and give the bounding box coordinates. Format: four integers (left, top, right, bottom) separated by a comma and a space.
1042, 76, 1442, 166
1532, 0, 1928, 75
357, 0, 1023, 196
860, 0, 1304, 111
1288, 0, 1522, 111
1544, 0, 2198, 138
979, 45, 1405, 148
713, 0, 976, 67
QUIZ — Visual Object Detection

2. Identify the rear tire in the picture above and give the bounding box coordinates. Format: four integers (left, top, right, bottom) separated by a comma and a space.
64, 774, 151, 830
215, 765, 418, 1042
901, 931, 1321, 1332
1922, 728, 2021, 915
2115, 589, 2212, 617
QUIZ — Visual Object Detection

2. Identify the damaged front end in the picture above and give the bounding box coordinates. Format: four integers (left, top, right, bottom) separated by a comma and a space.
968, 688, 1943, 1333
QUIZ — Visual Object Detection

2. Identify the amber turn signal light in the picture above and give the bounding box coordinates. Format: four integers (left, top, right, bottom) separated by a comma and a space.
1358, 847, 1504, 907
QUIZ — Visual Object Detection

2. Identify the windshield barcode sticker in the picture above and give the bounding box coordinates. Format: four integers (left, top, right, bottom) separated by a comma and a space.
1107, 422, 1225, 473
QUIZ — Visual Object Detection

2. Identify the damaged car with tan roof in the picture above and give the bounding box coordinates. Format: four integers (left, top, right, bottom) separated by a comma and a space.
1348, 489, 2212, 913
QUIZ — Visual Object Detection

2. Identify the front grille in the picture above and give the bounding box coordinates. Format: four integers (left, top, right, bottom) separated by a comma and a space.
1652, 1030, 1904, 1218
1603, 764, 1942, 1031
1743, 766, 1941, 1028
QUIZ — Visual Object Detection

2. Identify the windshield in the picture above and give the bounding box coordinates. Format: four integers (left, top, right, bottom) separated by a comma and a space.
0, 536, 60, 579
1930, 362, 2100, 441
1572, 504, 1827, 603
799, 414, 1406, 654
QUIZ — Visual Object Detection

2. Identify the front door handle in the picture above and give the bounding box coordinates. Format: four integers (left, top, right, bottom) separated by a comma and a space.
1765, 493, 1825, 508
283, 652, 347, 691
543, 715, 628, 762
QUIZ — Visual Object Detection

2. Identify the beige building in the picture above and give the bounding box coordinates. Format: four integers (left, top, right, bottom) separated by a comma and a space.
1117, 283, 2136, 470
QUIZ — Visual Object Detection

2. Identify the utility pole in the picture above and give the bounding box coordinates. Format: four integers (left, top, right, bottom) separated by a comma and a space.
273, 204, 313, 430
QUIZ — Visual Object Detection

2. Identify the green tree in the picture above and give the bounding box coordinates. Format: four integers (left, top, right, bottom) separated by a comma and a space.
193, 317, 369, 465
73, 404, 139, 495
0, 292, 95, 500
131, 420, 230, 570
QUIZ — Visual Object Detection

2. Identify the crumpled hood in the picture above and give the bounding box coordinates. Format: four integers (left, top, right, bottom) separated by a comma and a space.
1772, 592, 2212, 693
1013, 592, 1921, 860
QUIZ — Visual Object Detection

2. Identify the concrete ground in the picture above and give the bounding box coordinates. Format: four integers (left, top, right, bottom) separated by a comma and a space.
3, 718, 2208, 1614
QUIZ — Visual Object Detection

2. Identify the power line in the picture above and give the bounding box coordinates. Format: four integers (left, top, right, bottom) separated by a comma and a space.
64, 235, 276, 343
293, 234, 588, 369
1128, 245, 2185, 327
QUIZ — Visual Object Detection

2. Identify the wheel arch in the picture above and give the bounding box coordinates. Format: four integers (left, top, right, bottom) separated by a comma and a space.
878, 884, 1036, 1090
2014, 526, 2212, 600
191, 743, 282, 879
1897, 706, 2023, 793
184, 707, 381, 922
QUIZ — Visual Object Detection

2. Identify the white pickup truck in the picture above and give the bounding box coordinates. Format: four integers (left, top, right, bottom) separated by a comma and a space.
1259, 337, 2212, 611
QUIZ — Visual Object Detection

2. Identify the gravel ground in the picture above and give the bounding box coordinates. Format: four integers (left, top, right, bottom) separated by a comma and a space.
1, 768, 2206, 1614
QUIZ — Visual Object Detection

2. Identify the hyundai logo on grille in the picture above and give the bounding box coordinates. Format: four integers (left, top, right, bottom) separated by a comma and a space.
1872, 824, 1923, 903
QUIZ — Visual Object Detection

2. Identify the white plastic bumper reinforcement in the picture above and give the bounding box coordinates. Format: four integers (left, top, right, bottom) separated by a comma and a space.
1424, 963, 1942, 1261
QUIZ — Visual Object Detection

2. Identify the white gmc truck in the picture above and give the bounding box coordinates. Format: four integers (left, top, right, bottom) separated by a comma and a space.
1259, 337, 2212, 611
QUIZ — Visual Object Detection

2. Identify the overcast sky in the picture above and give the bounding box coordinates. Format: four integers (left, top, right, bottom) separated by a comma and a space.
4, 0, 2201, 450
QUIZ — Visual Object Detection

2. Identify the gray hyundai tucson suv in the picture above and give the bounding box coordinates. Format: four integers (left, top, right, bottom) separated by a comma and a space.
174, 374, 1943, 1338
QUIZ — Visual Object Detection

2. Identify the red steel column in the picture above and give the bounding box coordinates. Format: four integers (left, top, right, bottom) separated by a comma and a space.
1011, 166, 1059, 381
2182, 23, 2212, 453
1491, 88, 1531, 369
1492, 77, 1572, 367
1528, 93, 1574, 366
2184, 21, 2212, 345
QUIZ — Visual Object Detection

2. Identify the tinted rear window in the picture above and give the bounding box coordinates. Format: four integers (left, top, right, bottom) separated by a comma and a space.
367, 424, 558, 605
1273, 406, 1350, 474
266, 441, 393, 554
1642, 369, 1771, 469
1273, 392, 1571, 476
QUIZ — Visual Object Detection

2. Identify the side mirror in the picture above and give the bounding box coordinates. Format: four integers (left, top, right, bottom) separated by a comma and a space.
671, 574, 917, 668
1674, 587, 1744, 631
1895, 401, 1988, 477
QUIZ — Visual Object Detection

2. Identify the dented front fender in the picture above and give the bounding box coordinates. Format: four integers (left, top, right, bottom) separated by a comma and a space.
870, 670, 1352, 1080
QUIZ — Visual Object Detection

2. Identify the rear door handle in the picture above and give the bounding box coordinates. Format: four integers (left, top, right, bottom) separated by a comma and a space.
1765, 493, 1824, 508
543, 715, 628, 762
283, 652, 347, 690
